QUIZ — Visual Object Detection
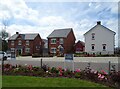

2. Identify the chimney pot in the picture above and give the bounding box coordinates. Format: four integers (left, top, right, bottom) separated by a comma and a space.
16, 32, 19, 34
97, 21, 101, 25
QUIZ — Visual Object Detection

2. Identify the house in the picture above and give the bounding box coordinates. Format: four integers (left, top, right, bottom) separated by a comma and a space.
84, 21, 116, 55
74, 40, 85, 53
8, 32, 44, 56
47, 28, 76, 56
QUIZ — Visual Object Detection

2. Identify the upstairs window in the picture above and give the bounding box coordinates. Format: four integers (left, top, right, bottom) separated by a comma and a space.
91, 44, 95, 51
51, 38, 56, 44
59, 38, 64, 44
26, 40, 29, 45
102, 44, 106, 51
92, 33, 95, 40
11, 41, 14, 46
18, 40, 22, 45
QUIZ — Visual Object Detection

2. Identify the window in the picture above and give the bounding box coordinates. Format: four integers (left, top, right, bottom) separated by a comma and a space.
11, 48, 15, 52
51, 38, 56, 44
59, 38, 64, 44
91, 44, 95, 51
92, 33, 95, 40
25, 48, 30, 53
51, 48, 56, 53
26, 40, 29, 45
36, 45, 40, 50
18, 40, 22, 45
102, 44, 106, 51
11, 41, 14, 46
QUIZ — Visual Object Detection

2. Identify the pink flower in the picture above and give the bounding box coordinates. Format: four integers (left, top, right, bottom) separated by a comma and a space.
101, 70, 107, 75
94, 71, 98, 74
75, 69, 81, 72
98, 73, 102, 78
101, 75, 105, 79
64, 68, 67, 71
28, 65, 33, 70
58, 66, 62, 70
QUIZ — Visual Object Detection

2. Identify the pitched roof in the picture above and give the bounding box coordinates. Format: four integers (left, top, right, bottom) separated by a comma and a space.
84, 23, 116, 35
9, 33, 39, 40
48, 28, 72, 38
74, 40, 85, 46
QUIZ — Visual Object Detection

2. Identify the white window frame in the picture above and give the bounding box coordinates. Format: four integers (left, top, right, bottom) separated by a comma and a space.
11, 48, 15, 52
92, 33, 95, 40
102, 44, 106, 51
18, 40, 22, 45
59, 38, 64, 44
26, 40, 29, 45
11, 41, 14, 46
51, 38, 56, 44
91, 44, 95, 51
25, 48, 30, 53
51, 47, 56, 53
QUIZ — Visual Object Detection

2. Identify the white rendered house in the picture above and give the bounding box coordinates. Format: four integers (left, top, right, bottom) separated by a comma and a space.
84, 21, 116, 55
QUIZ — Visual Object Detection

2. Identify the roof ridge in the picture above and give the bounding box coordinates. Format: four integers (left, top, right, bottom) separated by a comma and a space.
54, 28, 72, 30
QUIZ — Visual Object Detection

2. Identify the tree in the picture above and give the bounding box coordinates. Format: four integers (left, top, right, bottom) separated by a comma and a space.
0, 18, 10, 51
0, 18, 10, 74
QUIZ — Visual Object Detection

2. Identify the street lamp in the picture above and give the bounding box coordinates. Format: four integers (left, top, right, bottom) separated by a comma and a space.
2, 32, 6, 74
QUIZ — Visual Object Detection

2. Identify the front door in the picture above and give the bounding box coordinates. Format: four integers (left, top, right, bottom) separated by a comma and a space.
18, 49, 22, 56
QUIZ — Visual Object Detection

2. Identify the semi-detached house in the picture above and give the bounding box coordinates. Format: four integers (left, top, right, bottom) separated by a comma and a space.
8, 32, 44, 56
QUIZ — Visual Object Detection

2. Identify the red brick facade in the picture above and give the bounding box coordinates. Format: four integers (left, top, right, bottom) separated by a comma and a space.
8, 33, 44, 56
48, 29, 76, 56
74, 41, 85, 53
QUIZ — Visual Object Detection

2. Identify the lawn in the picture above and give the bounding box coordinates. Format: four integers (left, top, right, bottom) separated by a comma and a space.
2, 75, 112, 88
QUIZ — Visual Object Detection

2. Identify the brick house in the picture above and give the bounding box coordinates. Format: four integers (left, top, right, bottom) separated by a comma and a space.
47, 28, 76, 56
8, 32, 44, 56
74, 40, 85, 53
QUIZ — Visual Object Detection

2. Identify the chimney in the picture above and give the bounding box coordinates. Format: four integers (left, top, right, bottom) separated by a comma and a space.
97, 21, 101, 25
16, 32, 19, 34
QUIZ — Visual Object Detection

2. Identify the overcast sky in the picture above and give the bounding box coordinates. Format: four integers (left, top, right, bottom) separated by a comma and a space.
0, 0, 119, 47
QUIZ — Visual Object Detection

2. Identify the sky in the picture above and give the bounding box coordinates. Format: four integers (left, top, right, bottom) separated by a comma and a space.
0, 0, 119, 47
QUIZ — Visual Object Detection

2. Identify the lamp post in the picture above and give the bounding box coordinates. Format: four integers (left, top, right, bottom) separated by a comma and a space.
2, 32, 5, 74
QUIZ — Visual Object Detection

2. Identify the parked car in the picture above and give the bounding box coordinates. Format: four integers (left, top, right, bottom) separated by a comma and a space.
0, 51, 7, 60
6, 51, 11, 58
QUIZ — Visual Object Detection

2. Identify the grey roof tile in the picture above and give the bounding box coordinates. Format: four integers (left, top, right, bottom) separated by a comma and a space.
8, 34, 19, 40
8, 33, 39, 40
48, 28, 72, 38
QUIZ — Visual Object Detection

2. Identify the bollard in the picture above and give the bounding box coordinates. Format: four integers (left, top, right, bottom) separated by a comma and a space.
108, 61, 111, 75
41, 59, 42, 68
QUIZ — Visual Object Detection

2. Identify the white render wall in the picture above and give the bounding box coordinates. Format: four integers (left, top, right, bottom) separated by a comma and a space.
85, 25, 115, 54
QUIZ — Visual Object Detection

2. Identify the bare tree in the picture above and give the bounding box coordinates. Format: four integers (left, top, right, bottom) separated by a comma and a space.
0, 18, 10, 74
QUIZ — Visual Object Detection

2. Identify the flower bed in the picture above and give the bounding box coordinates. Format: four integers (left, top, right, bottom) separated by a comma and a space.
3, 63, 120, 88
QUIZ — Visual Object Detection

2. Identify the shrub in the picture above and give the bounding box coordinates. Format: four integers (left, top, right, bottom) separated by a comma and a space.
50, 67, 59, 74
3, 63, 120, 88
110, 71, 120, 83
75, 72, 81, 78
